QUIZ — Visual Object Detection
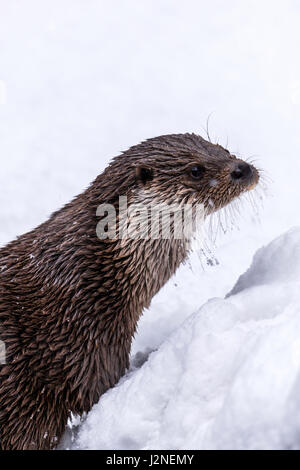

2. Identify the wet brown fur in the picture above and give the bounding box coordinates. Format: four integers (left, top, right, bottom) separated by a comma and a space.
0, 133, 259, 449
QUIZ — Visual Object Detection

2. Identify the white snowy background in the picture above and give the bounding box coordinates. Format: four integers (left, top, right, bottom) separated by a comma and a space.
1, 0, 300, 450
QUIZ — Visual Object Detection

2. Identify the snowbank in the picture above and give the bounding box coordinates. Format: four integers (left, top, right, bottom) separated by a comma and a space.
70, 228, 300, 450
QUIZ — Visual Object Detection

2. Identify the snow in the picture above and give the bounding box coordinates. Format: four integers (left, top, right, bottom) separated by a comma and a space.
70, 229, 300, 450
1, 0, 300, 450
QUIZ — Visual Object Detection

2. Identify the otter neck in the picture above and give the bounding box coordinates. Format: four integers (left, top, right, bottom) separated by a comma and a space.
96, 235, 190, 343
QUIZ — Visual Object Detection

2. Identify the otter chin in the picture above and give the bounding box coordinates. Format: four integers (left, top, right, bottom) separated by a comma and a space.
0, 133, 259, 450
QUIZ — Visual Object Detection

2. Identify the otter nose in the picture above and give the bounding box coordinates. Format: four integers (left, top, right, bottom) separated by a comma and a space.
231, 161, 253, 182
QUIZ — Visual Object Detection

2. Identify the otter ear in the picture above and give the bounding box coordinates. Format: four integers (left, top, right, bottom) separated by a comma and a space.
135, 165, 154, 185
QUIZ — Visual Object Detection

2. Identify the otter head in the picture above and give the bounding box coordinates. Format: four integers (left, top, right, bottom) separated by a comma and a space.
131, 133, 259, 215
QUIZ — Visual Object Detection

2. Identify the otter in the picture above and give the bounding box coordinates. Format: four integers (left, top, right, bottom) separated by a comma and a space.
0, 133, 259, 450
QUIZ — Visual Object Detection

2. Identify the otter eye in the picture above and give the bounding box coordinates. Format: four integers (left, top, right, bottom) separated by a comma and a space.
136, 165, 154, 185
190, 165, 205, 180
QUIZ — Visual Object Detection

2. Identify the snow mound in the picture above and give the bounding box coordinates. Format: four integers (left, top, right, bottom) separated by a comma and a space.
71, 228, 300, 450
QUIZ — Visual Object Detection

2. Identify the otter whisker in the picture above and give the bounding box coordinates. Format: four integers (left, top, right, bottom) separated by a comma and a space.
202, 112, 215, 144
